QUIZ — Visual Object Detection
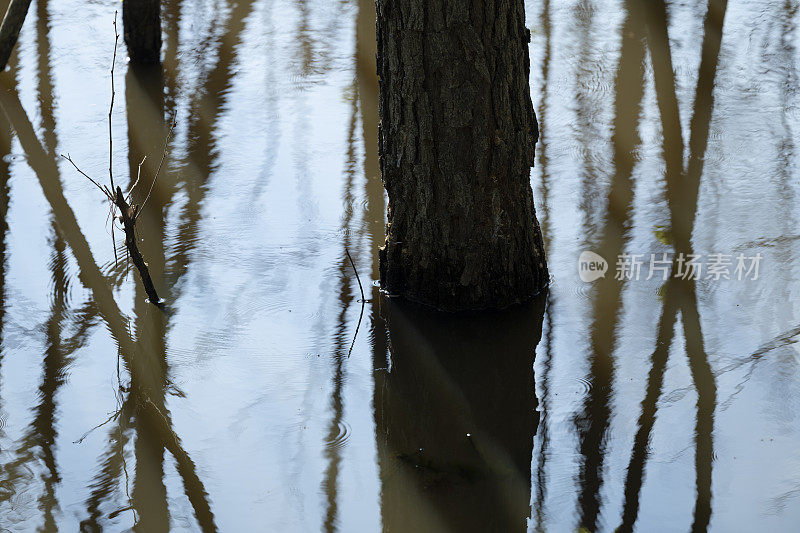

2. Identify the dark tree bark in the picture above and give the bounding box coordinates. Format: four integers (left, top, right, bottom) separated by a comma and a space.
376, 0, 548, 310
0, 0, 33, 71
122, 0, 161, 64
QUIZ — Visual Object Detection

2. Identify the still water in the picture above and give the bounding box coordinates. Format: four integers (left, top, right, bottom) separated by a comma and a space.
0, 0, 797, 531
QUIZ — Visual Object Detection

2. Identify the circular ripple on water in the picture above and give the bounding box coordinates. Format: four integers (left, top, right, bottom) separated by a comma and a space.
551, 277, 595, 300
576, 377, 593, 395
324, 421, 351, 451
99, 244, 132, 287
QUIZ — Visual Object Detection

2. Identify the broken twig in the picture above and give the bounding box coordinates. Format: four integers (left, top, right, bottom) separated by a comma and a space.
114, 185, 160, 303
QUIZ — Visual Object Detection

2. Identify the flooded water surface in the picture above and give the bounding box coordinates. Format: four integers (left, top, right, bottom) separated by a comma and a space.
0, 0, 798, 531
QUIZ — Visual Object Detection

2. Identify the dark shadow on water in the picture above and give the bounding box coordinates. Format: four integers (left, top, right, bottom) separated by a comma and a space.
374, 295, 545, 532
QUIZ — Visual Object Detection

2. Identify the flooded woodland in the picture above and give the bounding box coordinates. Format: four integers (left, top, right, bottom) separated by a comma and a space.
0, 0, 798, 531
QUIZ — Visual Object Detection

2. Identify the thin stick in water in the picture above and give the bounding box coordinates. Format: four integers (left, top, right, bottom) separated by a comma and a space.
108, 12, 119, 192
345, 247, 365, 357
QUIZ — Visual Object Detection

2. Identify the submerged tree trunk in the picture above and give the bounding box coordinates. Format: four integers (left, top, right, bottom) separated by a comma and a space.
0, 0, 32, 71
122, 0, 161, 64
376, 0, 548, 310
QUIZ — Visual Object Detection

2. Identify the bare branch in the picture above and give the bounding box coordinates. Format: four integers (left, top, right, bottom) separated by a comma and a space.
126, 155, 147, 202
140, 112, 177, 213
111, 203, 118, 266
108, 11, 119, 192
60, 153, 112, 200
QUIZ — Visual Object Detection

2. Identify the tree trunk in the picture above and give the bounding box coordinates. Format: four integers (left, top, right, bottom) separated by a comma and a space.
376, 0, 548, 310
0, 0, 32, 71
122, 0, 161, 64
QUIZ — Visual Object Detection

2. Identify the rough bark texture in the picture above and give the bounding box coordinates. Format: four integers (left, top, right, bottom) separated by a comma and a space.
0, 0, 33, 70
122, 0, 161, 64
376, 0, 548, 311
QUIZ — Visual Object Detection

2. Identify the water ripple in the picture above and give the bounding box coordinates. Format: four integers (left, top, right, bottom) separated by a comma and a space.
324, 421, 351, 451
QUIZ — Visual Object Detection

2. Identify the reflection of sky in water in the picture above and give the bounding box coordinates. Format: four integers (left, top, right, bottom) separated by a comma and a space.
0, 0, 798, 530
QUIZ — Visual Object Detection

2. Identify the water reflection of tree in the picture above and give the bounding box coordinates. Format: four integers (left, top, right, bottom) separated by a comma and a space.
0, 40, 12, 456
560, 0, 726, 530
375, 298, 545, 532
0, 232, 78, 528
167, 0, 254, 292
320, 77, 359, 533
0, 6, 89, 527
0, 0, 235, 525
616, 0, 726, 531
531, 0, 553, 530
574, 4, 645, 530
573, 0, 607, 229
321, 0, 381, 524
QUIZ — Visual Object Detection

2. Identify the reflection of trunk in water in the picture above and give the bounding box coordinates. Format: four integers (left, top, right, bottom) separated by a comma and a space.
533, 296, 554, 533
81, 397, 136, 529
320, 78, 360, 533
0, 10, 89, 525
4, 3, 260, 519
0, 11, 94, 517
88, 3, 259, 525
168, 0, 254, 291
0, 82, 217, 532
0, 231, 74, 528
618, 1, 725, 531
573, 0, 604, 226
125, 59, 171, 532
0, 66, 10, 422
35, 0, 55, 154
532, 0, 552, 529
322, 0, 383, 520
575, 4, 646, 531
375, 298, 544, 532
354, 0, 387, 432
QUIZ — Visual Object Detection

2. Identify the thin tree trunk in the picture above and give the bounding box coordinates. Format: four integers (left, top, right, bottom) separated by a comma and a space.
122, 0, 161, 64
376, 0, 548, 310
0, 0, 32, 70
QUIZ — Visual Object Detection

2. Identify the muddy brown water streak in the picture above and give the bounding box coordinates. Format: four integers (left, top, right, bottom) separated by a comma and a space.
0, 0, 798, 531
